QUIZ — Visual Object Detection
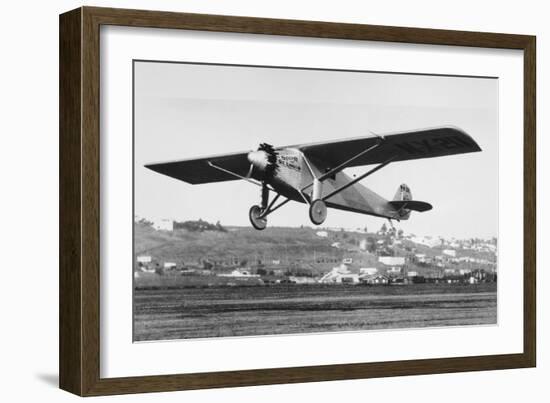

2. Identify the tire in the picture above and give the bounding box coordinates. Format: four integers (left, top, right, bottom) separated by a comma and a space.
309, 199, 327, 225
249, 205, 267, 230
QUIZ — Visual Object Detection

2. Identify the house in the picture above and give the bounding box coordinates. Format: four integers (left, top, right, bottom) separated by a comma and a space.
163, 262, 177, 269
379, 256, 405, 266
153, 218, 174, 231
387, 266, 402, 275
136, 255, 152, 264
136, 256, 153, 271
319, 265, 358, 284
415, 253, 427, 263
360, 274, 389, 285
359, 267, 378, 276
319, 265, 348, 283
316, 231, 328, 238
218, 269, 260, 278
412, 236, 442, 248
443, 249, 457, 257
340, 274, 360, 284
289, 276, 317, 284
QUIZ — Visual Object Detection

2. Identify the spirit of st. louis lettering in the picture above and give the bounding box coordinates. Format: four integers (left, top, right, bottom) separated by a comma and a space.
394, 135, 475, 155
279, 154, 301, 171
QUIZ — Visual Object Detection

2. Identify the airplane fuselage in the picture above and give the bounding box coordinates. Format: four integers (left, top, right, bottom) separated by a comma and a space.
249, 147, 404, 220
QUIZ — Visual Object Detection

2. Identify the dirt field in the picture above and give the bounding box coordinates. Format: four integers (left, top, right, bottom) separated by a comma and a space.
133, 283, 497, 341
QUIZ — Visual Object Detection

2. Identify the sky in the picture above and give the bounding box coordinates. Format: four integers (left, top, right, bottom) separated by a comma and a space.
134, 61, 498, 239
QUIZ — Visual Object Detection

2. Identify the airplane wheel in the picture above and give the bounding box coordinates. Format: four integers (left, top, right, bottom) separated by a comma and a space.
249, 205, 267, 230
309, 199, 327, 225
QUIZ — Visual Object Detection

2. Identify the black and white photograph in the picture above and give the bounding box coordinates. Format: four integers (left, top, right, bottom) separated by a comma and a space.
2, 0, 544, 400
132, 60, 498, 342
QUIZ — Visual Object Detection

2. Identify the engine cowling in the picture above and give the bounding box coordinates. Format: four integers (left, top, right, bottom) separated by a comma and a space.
247, 143, 278, 181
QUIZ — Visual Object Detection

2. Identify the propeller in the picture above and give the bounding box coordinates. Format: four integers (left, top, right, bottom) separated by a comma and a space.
247, 143, 279, 181
258, 143, 279, 180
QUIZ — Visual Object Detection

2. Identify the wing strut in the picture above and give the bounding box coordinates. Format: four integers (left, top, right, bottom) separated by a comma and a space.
317, 141, 383, 182
207, 161, 268, 189
299, 138, 388, 203
321, 156, 395, 201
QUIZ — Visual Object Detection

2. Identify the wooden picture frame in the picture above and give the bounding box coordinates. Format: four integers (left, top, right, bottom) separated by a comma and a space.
59, 6, 536, 396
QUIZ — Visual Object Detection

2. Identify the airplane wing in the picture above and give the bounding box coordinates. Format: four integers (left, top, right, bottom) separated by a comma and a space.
146, 126, 480, 185
145, 151, 250, 184
294, 126, 481, 168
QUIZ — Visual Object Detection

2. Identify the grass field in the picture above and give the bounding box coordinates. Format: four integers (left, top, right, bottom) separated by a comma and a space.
133, 283, 497, 341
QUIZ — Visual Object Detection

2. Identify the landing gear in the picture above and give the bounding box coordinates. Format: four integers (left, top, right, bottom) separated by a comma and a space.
249, 183, 269, 230
249, 183, 291, 230
249, 205, 267, 230
309, 199, 327, 225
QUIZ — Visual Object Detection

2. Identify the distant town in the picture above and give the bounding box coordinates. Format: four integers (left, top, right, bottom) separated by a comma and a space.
134, 216, 497, 288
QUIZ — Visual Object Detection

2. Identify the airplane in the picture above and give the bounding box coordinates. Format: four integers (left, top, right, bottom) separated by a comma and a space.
145, 126, 481, 230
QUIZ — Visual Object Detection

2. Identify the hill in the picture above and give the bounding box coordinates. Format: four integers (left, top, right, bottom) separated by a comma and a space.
135, 221, 381, 274
134, 219, 497, 278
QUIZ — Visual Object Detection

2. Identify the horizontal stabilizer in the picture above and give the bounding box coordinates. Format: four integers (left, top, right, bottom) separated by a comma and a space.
388, 200, 432, 212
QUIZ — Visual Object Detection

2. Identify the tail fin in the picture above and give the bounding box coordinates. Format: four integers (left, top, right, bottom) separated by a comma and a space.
389, 184, 432, 220
393, 184, 412, 202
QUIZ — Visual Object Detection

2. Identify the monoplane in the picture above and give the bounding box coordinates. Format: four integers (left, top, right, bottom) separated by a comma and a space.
146, 127, 481, 230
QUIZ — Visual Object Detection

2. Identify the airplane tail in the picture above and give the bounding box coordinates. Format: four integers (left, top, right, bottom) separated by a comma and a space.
393, 183, 412, 203
389, 184, 432, 220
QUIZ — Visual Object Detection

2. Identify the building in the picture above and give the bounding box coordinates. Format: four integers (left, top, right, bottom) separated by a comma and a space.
153, 218, 174, 231
387, 266, 402, 275
316, 231, 328, 238
319, 265, 348, 283
163, 262, 177, 269
218, 269, 260, 278
359, 267, 378, 276
360, 274, 389, 285
412, 236, 443, 248
415, 253, 428, 263
379, 256, 406, 266
289, 276, 317, 284
319, 265, 359, 284
443, 249, 457, 257
136, 255, 152, 264
340, 275, 360, 284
